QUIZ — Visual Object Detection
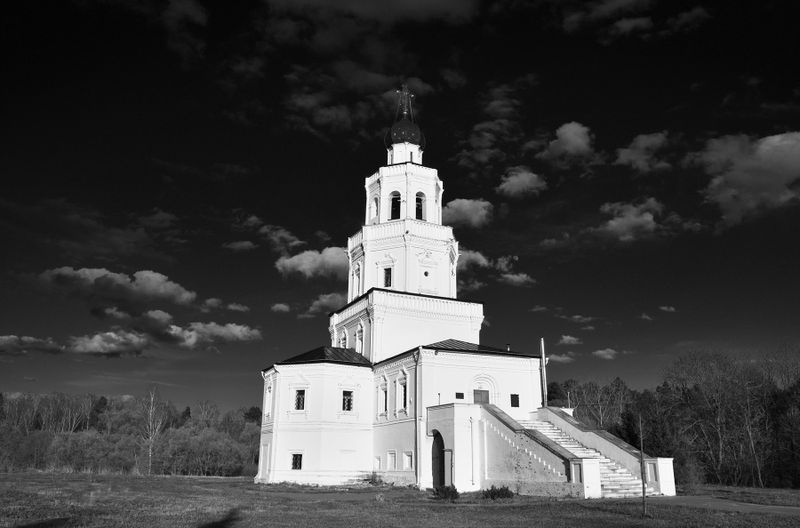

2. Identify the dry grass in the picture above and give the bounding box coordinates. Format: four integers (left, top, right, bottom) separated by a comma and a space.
0, 473, 798, 528
696, 484, 800, 508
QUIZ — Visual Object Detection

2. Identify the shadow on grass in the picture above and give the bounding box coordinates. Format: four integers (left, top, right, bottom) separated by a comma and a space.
196, 508, 240, 527
15, 518, 70, 527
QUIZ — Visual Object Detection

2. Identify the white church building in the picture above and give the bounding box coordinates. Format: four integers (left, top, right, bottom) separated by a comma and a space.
255, 87, 675, 498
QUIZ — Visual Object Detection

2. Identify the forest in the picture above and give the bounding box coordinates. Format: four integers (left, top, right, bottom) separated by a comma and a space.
2, 349, 800, 488
0, 389, 261, 477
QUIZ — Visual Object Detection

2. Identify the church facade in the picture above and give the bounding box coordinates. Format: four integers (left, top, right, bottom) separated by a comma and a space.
255, 87, 675, 498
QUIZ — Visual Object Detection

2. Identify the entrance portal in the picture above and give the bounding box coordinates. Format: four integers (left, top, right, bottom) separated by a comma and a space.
431, 431, 445, 487
473, 389, 490, 404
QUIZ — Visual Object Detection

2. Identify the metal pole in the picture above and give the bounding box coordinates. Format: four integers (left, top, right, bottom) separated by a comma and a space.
639, 414, 647, 517
540, 337, 548, 407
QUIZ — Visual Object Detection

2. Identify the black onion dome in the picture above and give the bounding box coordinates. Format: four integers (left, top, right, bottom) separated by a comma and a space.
385, 118, 425, 148
384, 84, 425, 149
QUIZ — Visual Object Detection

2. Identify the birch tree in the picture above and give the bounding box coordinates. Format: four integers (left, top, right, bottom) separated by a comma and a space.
138, 386, 168, 475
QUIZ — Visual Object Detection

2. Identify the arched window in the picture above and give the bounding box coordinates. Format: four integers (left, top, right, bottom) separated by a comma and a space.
338, 333, 347, 348
415, 192, 426, 220
390, 191, 401, 220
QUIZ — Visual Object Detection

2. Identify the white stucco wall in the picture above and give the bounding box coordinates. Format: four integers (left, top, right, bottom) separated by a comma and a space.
256, 362, 374, 485
418, 348, 542, 422
331, 290, 483, 364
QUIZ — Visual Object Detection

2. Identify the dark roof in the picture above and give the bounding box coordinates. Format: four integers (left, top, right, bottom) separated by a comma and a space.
372, 338, 539, 368
425, 339, 536, 358
273, 346, 372, 368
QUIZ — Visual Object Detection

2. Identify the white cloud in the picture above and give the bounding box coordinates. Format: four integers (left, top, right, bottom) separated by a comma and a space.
696, 132, 800, 225
300, 292, 347, 318
609, 16, 653, 36
557, 314, 596, 324
457, 249, 492, 271
659, 305, 677, 312
222, 240, 259, 252
240, 214, 263, 228
270, 303, 291, 313
592, 348, 619, 360
259, 225, 306, 254
202, 298, 223, 311
549, 351, 577, 363
497, 272, 536, 287
138, 209, 178, 229
144, 309, 173, 324
530, 305, 549, 313
69, 330, 149, 356
615, 131, 670, 172
275, 247, 349, 280
596, 197, 664, 241
496, 166, 547, 198
168, 322, 262, 348
442, 199, 494, 228
494, 256, 536, 287
227, 303, 250, 312
640, 312, 653, 321
558, 335, 582, 345
39, 267, 197, 306
664, 6, 711, 34
537, 122, 595, 162
0, 335, 63, 356
102, 307, 131, 320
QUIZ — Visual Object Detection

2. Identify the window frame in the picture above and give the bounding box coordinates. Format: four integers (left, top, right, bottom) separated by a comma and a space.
294, 389, 306, 411
342, 389, 354, 412
291, 453, 303, 470
510, 393, 520, 408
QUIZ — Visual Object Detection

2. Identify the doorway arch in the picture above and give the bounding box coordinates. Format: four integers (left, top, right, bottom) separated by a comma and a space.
431, 430, 445, 488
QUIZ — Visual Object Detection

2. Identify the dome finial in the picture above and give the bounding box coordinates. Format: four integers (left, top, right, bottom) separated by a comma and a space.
396, 84, 414, 121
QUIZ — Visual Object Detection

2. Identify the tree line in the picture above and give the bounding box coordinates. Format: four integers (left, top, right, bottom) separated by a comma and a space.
3, 348, 800, 487
548, 348, 800, 488
0, 387, 261, 477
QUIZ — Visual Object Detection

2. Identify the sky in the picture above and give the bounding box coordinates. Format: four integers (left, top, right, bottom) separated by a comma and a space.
1, 0, 799, 410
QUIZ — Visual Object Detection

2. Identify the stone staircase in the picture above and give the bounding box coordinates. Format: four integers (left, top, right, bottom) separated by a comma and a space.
518, 420, 656, 498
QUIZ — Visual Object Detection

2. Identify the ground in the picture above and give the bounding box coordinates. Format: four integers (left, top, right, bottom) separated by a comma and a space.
1, 473, 799, 528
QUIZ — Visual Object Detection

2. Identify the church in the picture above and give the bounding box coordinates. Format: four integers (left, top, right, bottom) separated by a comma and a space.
254, 87, 675, 498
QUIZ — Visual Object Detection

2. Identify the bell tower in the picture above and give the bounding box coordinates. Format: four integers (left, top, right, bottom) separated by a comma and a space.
330, 86, 484, 363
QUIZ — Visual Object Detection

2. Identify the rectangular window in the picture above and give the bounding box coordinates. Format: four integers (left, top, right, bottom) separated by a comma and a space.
383, 267, 392, 288
342, 390, 353, 412
403, 452, 413, 470
294, 389, 305, 410
455, 392, 464, 400
401, 382, 407, 410
510, 394, 520, 407
291, 453, 302, 470
387, 451, 396, 470
382, 387, 388, 413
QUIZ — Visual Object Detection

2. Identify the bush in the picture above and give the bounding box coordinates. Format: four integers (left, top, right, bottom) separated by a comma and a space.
432, 485, 459, 501
366, 471, 384, 486
482, 485, 514, 500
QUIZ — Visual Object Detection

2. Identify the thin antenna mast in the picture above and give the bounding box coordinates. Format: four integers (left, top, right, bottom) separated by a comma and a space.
540, 337, 548, 407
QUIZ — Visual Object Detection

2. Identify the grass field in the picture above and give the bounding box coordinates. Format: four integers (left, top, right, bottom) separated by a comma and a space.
1, 473, 799, 528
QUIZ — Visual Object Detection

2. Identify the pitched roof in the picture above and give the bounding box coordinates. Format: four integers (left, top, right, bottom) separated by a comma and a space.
274, 346, 372, 368
425, 338, 536, 358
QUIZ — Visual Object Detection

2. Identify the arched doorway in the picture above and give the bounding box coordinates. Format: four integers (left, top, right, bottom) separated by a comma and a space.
431, 431, 445, 488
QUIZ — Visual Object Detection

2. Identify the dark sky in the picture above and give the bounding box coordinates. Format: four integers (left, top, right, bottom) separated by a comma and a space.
2, 0, 799, 410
